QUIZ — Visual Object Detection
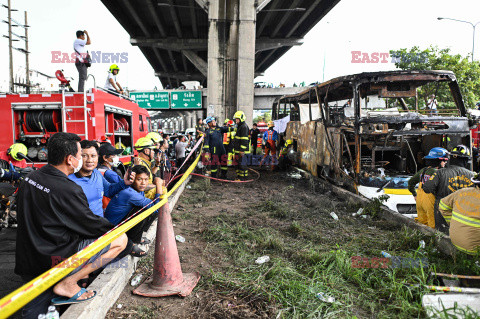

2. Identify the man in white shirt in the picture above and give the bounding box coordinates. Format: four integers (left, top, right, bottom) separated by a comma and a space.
104, 64, 124, 96
73, 30, 91, 92
427, 94, 438, 116
175, 135, 188, 172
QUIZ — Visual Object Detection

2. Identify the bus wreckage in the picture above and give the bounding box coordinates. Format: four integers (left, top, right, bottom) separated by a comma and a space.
273, 70, 475, 216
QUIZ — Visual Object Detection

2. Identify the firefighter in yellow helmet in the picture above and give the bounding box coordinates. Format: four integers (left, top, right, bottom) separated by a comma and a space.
134, 137, 164, 199
259, 121, 279, 170
104, 64, 124, 95
223, 119, 235, 169
438, 172, 480, 255
232, 111, 250, 181
278, 139, 294, 170
1, 143, 28, 168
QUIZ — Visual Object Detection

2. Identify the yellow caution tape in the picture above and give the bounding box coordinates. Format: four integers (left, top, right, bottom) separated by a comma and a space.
0, 146, 203, 319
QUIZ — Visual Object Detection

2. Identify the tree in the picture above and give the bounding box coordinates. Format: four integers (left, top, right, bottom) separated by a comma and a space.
391, 46, 480, 109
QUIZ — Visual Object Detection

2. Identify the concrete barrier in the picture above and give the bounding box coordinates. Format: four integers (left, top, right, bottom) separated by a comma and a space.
61, 176, 191, 319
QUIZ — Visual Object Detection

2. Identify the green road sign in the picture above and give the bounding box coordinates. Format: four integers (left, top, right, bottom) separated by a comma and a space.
130, 92, 170, 109
170, 91, 202, 109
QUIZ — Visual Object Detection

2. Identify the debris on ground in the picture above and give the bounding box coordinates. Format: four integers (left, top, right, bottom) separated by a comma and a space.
130, 274, 143, 286
107, 171, 480, 319
316, 292, 336, 303
175, 235, 185, 243
255, 256, 270, 264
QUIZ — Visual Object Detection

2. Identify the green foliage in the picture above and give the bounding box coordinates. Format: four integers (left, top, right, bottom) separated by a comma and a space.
391, 46, 480, 108
363, 194, 390, 218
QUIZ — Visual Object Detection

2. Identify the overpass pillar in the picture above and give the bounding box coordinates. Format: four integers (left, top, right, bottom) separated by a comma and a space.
207, 0, 256, 127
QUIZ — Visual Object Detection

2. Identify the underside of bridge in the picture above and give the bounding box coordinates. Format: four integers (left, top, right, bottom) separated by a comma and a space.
100, 0, 341, 125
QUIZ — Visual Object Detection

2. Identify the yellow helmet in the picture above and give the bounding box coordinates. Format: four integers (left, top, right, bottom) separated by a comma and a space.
267, 121, 275, 128
286, 139, 293, 145
146, 132, 162, 144
233, 111, 246, 122
109, 64, 120, 73
115, 142, 126, 150
134, 137, 155, 150
8, 143, 28, 161
224, 118, 230, 124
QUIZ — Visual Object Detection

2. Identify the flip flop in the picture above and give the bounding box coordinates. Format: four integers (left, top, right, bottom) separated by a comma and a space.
141, 237, 151, 245
51, 288, 96, 306
130, 244, 147, 257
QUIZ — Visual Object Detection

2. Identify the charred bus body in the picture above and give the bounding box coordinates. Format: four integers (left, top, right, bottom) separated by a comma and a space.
273, 70, 474, 215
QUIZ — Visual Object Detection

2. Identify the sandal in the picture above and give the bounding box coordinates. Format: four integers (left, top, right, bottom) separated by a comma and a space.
141, 237, 151, 245
130, 244, 146, 257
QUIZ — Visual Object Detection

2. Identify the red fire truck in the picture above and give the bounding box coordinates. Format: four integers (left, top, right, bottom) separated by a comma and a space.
0, 88, 151, 166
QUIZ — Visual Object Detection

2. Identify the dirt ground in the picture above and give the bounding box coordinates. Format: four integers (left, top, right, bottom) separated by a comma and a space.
105, 169, 475, 319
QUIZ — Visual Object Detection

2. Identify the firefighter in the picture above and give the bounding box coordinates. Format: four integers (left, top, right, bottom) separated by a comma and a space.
438, 172, 480, 255
278, 139, 294, 171
104, 64, 124, 95
134, 137, 163, 199
196, 118, 205, 140
259, 121, 279, 170
407, 147, 449, 229
146, 131, 163, 149
203, 116, 229, 179
0, 143, 28, 168
423, 144, 475, 234
223, 119, 235, 168
232, 111, 250, 181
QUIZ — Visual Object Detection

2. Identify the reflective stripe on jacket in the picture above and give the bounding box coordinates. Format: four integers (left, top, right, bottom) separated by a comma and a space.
439, 187, 480, 254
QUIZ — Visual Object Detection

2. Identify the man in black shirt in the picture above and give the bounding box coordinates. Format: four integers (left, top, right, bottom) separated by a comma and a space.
249, 123, 260, 156
15, 132, 128, 317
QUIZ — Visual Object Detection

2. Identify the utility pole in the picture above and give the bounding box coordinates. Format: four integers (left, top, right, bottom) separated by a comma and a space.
7, 0, 14, 92
24, 11, 29, 93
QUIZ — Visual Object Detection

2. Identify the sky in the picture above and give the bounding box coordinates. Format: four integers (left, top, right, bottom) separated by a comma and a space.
1, 0, 480, 92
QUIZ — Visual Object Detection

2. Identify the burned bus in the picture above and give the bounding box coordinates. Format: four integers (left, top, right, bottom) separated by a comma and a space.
273, 70, 474, 215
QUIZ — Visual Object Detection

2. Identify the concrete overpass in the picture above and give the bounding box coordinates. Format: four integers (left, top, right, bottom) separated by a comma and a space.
100, 0, 341, 125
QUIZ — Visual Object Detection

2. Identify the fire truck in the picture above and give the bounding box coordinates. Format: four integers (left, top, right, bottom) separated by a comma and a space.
0, 86, 151, 166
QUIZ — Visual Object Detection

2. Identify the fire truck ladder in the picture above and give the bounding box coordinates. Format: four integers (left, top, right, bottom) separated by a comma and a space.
61, 90, 89, 139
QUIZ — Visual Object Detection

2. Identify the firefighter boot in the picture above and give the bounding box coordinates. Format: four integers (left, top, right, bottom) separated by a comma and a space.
220, 168, 228, 180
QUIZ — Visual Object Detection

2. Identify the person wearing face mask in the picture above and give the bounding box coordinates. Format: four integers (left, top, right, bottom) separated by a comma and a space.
69, 140, 135, 217
97, 143, 124, 183
15, 132, 128, 316
133, 137, 164, 200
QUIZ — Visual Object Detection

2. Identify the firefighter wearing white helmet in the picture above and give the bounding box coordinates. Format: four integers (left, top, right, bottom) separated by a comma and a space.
104, 64, 124, 96
134, 137, 163, 199
232, 111, 250, 180
423, 144, 475, 234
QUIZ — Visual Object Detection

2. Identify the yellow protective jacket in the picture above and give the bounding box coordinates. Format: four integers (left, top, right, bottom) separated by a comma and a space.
439, 187, 480, 255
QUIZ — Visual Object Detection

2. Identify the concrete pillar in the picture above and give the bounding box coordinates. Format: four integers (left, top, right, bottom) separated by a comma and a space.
207, 0, 226, 120
207, 0, 256, 126
236, 0, 256, 127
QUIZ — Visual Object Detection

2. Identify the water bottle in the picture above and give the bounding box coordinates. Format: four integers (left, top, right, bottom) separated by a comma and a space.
329, 212, 338, 221
255, 256, 270, 264
46, 306, 59, 319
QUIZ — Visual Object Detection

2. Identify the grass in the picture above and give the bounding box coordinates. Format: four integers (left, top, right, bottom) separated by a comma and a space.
197, 192, 480, 319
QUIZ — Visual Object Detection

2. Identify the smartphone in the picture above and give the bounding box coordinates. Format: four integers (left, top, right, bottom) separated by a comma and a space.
127, 156, 134, 177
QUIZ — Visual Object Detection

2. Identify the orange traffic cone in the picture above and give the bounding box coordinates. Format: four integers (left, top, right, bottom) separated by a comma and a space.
133, 199, 200, 297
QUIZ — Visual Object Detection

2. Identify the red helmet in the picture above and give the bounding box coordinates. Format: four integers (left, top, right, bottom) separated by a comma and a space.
227, 120, 234, 126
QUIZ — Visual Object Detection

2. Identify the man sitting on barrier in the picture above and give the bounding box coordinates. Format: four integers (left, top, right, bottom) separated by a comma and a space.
69, 140, 133, 217
15, 132, 128, 316
105, 165, 165, 257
